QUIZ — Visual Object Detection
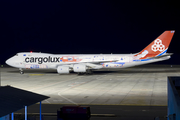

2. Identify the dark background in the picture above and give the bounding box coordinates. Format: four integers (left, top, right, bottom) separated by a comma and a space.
0, 0, 180, 65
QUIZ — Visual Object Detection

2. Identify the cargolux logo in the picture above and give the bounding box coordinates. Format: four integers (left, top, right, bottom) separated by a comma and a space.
151, 39, 165, 52
25, 56, 60, 64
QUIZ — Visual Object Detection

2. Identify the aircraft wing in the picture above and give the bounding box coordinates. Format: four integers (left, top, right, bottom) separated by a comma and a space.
55, 59, 118, 68
85, 60, 118, 63
85, 63, 103, 69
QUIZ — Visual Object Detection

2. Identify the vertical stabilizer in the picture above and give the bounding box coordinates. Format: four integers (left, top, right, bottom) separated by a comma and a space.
134, 30, 175, 59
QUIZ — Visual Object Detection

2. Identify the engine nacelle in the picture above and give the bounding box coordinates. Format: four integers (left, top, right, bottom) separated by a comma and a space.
73, 64, 87, 72
57, 66, 69, 74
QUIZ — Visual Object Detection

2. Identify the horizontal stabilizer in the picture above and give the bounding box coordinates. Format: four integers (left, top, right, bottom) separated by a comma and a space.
147, 53, 173, 59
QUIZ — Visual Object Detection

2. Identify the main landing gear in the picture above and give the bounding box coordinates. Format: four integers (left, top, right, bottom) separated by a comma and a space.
19, 68, 24, 74
86, 69, 93, 75
77, 70, 93, 75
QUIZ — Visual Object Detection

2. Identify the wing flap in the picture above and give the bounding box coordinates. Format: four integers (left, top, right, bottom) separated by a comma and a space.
85, 63, 103, 69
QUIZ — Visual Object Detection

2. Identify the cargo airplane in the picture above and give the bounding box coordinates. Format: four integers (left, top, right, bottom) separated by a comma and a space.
6, 31, 175, 74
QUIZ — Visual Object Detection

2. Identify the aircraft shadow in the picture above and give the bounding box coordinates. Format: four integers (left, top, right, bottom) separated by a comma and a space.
5, 68, 180, 75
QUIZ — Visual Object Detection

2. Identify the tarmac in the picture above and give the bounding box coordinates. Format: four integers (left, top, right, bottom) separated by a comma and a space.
1, 65, 180, 106
1, 65, 180, 120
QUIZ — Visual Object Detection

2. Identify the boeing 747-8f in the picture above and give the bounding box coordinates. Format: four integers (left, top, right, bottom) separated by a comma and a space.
6, 31, 175, 74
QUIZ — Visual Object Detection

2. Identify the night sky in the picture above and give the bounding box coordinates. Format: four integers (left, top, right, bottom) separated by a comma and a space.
0, 0, 180, 64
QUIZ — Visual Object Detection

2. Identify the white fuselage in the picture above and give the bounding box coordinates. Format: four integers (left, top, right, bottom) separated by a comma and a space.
6, 52, 170, 70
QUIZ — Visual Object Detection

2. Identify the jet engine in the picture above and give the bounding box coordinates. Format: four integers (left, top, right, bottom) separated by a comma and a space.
73, 64, 87, 72
57, 66, 70, 74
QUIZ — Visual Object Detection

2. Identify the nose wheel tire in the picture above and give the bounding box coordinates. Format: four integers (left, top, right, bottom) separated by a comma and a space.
20, 71, 24, 74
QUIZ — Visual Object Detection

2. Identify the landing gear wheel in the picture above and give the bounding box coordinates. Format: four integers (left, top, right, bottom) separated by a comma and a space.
78, 72, 85, 75
20, 71, 24, 74
86, 70, 93, 75
19, 68, 24, 74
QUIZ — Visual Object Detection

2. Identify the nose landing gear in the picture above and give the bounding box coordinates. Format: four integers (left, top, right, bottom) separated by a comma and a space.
20, 71, 24, 74
19, 68, 24, 74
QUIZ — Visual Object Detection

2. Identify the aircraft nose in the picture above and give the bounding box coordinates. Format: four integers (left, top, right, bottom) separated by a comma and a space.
5, 58, 13, 66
